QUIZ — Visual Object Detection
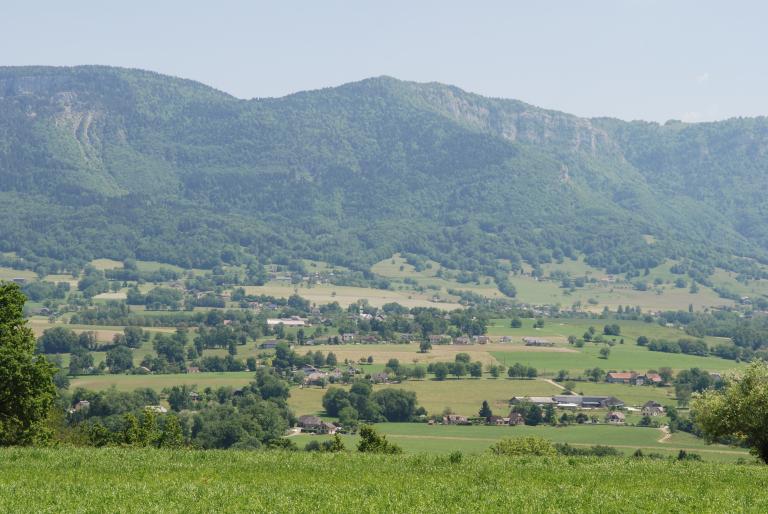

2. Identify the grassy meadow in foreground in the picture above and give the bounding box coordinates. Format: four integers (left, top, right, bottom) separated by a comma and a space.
0, 448, 765, 513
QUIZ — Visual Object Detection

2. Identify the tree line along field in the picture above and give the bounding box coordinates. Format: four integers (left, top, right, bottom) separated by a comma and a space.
1, 448, 765, 512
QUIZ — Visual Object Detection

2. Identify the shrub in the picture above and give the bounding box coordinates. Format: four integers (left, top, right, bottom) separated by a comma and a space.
489, 437, 557, 457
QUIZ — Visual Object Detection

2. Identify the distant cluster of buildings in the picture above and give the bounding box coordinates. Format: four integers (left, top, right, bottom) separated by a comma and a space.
606, 371, 664, 386
510, 395, 625, 409
298, 363, 362, 386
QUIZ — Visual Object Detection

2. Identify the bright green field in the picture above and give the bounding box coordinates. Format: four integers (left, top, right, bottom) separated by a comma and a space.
487, 318, 742, 374
288, 378, 561, 417
70, 372, 255, 391
294, 423, 750, 462
490, 345, 741, 376
1, 448, 764, 512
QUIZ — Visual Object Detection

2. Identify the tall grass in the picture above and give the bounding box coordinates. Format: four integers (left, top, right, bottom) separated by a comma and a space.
0, 448, 765, 512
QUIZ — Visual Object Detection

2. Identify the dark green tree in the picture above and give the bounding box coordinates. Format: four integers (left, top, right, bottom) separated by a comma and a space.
0, 284, 55, 445
479, 400, 493, 418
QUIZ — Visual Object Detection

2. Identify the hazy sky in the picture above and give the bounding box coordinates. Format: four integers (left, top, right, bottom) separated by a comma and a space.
3, 1, 766, 122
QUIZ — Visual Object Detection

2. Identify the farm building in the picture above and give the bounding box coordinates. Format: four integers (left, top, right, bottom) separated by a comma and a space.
606, 372, 636, 384
443, 414, 469, 425
641, 401, 665, 417
267, 316, 307, 327
522, 337, 554, 347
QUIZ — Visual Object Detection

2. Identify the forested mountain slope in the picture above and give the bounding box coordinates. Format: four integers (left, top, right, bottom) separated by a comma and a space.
0, 66, 766, 281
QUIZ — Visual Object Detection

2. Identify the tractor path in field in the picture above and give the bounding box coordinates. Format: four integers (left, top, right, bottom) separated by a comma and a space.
543, 379, 565, 390
658, 425, 672, 443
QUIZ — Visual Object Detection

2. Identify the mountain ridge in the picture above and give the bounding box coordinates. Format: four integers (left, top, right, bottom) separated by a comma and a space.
0, 66, 766, 282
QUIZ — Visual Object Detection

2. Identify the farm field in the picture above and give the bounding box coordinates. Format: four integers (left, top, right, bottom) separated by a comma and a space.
569, 382, 676, 405
293, 423, 751, 461
0, 266, 36, 281
70, 372, 256, 391
288, 378, 562, 417
370, 254, 735, 312
27, 319, 176, 340
489, 345, 742, 376
242, 282, 462, 309
370, 254, 504, 298
485, 317, 727, 344
1, 448, 764, 513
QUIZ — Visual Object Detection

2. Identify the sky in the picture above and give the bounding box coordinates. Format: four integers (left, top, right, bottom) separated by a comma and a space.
2, 1, 766, 122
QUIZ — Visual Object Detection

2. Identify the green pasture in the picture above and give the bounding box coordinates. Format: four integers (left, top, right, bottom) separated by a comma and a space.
490, 345, 742, 376
288, 378, 561, 417
70, 372, 255, 392
291, 423, 749, 461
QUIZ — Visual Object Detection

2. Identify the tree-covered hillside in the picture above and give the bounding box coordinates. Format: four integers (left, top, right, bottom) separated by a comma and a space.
0, 66, 766, 282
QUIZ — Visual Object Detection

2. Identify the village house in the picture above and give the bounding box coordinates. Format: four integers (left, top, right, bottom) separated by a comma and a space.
259, 340, 281, 349
553, 395, 625, 409
605, 411, 626, 424
453, 336, 472, 345
473, 335, 491, 344
443, 414, 469, 425
499, 336, 513, 343
340, 333, 357, 343
301, 364, 320, 375
70, 400, 90, 413
606, 372, 636, 384
303, 372, 328, 386
371, 372, 391, 384
508, 412, 525, 426
607, 371, 664, 386
317, 422, 338, 435
186, 366, 200, 374
428, 334, 451, 345
641, 401, 665, 417
297, 415, 323, 432
487, 415, 507, 426
643, 373, 664, 385
267, 316, 307, 327
146, 405, 168, 414
510, 396, 557, 406
513, 395, 625, 409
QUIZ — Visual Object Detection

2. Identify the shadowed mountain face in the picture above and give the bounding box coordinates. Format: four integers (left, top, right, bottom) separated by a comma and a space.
0, 66, 766, 278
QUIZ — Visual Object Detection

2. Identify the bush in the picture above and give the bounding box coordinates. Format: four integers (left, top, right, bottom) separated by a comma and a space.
489, 437, 557, 457
357, 425, 402, 454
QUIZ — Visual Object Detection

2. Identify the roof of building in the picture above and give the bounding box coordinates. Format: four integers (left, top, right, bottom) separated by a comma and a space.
607, 372, 636, 379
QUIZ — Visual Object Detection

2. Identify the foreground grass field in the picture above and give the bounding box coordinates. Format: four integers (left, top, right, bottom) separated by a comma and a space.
0, 448, 765, 512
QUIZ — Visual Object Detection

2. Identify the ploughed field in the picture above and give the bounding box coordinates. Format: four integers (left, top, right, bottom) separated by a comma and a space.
0, 448, 765, 513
